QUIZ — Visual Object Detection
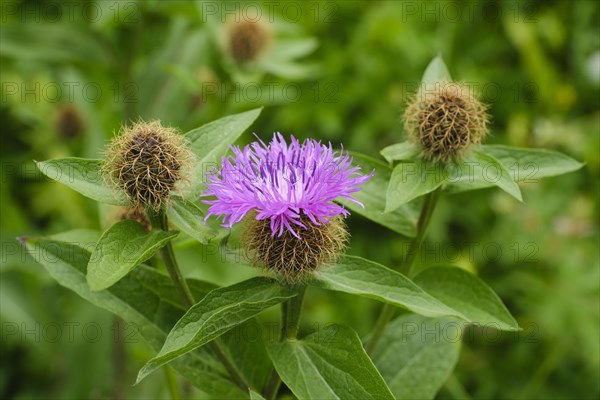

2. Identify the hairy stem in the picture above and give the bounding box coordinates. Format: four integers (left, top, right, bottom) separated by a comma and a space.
147, 208, 249, 391
365, 187, 442, 354
264, 285, 306, 400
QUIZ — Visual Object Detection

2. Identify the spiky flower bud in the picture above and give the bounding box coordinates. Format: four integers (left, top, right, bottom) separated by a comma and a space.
203, 134, 371, 283
103, 121, 192, 211
404, 83, 489, 162
227, 20, 271, 63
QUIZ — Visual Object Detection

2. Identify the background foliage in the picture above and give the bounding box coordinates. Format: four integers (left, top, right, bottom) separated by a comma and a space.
1, 0, 598, 399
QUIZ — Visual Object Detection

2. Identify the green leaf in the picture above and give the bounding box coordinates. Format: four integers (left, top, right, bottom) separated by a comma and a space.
221, 320, 273, 392
185, 108, 262, 195
413, 267, 519, 331
130, 266, 218, 310
136, 277, 295, 384
312, 256, 463, 319
35, 158, 126, 205
249, 390, 266, 400
385, 159, 444, 212
345, 152, 418, 237
166, 195, 222, 244
267, 324, 394, 400
445, 148, 523, 201
482, 144, 584, 181
421, 55, 452, 86
87, 220, 178, 291
370, 314, 461, 400
380, 142, 420, 163
22, 237, 247, 398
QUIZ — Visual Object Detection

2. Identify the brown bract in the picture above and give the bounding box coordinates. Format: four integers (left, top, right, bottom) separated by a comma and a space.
243, 215, 348, 283
102, 121, 193, 211
404, 82, 489, 162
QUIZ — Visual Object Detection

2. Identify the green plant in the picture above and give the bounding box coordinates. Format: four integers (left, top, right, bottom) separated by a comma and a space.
21, 57, 582, 399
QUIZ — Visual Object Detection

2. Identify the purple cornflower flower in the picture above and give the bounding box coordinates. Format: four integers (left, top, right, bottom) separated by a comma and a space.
203, 133, 372, 237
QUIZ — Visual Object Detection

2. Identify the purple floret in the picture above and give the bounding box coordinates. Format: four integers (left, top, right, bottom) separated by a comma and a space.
203, 133, 372, 237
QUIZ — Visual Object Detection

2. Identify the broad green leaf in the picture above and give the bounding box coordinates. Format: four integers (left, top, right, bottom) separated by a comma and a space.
313, 256, 463, 319
269, 38, 318, 60
380, 142, 420, 163
370, 314, 461, 400
267, 324, 394, 400
482, 144, 584, 181
414, 267, 519, 331
130, 266, 218, 310
345, 153, 418, 237
249, 390, 266, 400
421, 55, 452, 86
444, 148, 523, 201
221, 320, 273, 392
136, 277, 295, 384
22, 238, 246, 398
87, 220, 179, 291
385, 159, 444, 212
166, 195, 222, 244
50, 229, 101, 246
185, 108, 262, 195
35, 158, 126, 205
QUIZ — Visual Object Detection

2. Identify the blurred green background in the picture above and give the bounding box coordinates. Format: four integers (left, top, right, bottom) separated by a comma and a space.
1, 0, 598, 399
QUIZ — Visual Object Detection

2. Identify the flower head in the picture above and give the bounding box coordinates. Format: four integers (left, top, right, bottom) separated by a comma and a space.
203, 133, 371, 282
404, 82, 489, 162
227, 19, 272, 63
103, 121, 193, 211
203, 133, 372, 237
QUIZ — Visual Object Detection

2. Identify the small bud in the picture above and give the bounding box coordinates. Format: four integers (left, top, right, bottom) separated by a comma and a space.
404, 83, 489, 162
55, 105, 85, 139
227, 20, 272, 63
103, 121, 193, 211
119, 207, 151, 232
243, 215, 348, 283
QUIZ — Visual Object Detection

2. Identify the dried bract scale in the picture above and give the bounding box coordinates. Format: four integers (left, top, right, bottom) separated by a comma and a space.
119, 207, 151, 232
244, 215, 348, 283
203, 133, 372, 283
227, 20, 271, 63
404, 82, 489, 162
103, 121, 193, 211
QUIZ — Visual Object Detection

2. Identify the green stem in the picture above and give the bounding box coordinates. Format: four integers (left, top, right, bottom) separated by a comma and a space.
400, 186, 442, 277
148, 210, 195, 307
147, 208, 249, 391
365, 187, 442, 354
264, 285, 306, 400
163, 366, 181, 400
